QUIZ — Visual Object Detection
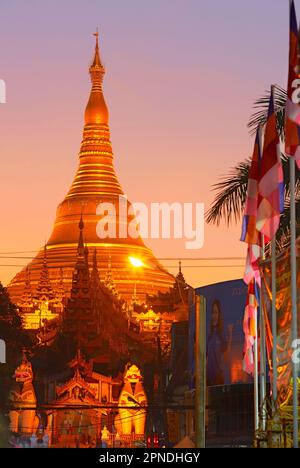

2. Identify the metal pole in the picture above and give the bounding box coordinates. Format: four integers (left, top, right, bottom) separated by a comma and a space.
254, 304, 259, 436
259, 288, 267, 431
271, 238, 278, 403
259, 239, 267, 431
253, 126, 262, 439
195, 295, 206, 448
290, 156, 298, 448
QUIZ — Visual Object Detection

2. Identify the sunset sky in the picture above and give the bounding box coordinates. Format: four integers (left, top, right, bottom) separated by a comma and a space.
0, 0, 293, 287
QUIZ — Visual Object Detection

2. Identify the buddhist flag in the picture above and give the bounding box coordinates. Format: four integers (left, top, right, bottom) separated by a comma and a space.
243, 278, 258, 376
241, 129, 263, 285
285, 0, 300, 169
244, 244, 261, 287
256, 88, 284, 242
241, 128, 261, 246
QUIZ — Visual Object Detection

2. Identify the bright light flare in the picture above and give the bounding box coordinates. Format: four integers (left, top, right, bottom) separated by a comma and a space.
129, 256, 144, 268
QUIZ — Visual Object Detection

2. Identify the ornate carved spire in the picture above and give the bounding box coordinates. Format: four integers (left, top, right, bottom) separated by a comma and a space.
176, 260, 186, 285
53, 268, 65, 311
34, 246, 54, 302
63, 220, 96, 347
104, 254, 119, 298
77, 214, 85, 259
91, 249, 101, 287
89, 30, 105, 83
20, 267, 33, 309
71, 218, 90, 294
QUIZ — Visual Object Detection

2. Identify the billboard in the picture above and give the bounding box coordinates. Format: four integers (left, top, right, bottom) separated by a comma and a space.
189, 279, 253, 387
262, 249, 300, 402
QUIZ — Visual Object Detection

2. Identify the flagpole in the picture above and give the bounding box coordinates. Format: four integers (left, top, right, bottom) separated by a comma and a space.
271, 237, 277, 403
254, 303, 259, 437
290, 156, 298, 448
257, 122, 267, 432
271, 82, 281, 406
260, 234, 267, 432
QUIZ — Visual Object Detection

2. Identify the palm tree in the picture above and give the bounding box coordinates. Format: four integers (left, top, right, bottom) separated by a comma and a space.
206, 85, 300, 249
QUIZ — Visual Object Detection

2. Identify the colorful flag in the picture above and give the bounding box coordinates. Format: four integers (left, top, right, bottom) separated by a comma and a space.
243, 278, 258, 376
244, 244, 261, 287
241, 128, 263, 285
256, 88, 284, 242
241, 128, 261, 246
285, 0, 300, 169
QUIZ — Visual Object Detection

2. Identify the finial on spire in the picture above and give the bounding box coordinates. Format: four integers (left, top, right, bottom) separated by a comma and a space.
90, 28, 104, 72
85, 30, 108, 125
43, 244, 48, 265
93, 28, 99, 43
77, 214, 85, 257
79, 213, 84, 231
179, 260, 182, 274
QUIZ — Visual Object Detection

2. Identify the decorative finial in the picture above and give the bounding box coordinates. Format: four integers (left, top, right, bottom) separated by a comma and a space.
79, 213, 84, 231
93, 28, 99, 43
43, 244, 48, 264
76, 214, 85, 257
179, 260, 182, 274
85, 29, 108, 125
90, 28, 103, 72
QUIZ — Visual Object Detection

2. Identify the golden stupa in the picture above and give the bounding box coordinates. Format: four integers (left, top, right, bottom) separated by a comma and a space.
8, 33, 174, 302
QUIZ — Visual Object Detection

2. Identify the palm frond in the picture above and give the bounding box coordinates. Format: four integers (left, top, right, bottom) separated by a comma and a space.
248, 85, 287, 137
206, 85, 300, 251
205, 160, 250, 226
276, 198, 300, 250
282, 154, 300, 197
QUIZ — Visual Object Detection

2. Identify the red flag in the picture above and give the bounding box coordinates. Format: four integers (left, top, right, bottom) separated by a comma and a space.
256, 88, 284, 242
243, 278, 258, 376
285, 0, 300, 168
241, 129, 261, 246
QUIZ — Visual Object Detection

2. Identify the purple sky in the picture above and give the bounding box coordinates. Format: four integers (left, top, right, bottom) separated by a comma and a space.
0, 0, 294, 286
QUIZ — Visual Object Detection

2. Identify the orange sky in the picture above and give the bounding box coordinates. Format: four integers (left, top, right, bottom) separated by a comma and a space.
0, 0, 291, 288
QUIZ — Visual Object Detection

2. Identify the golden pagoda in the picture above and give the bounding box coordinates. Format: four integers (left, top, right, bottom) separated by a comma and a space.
9, 33, 174, 303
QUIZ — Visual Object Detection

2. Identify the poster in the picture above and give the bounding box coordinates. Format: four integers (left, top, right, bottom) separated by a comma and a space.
189, 279, 253, 387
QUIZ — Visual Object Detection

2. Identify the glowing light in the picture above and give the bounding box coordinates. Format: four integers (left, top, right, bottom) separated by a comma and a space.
129, 256, 144, 268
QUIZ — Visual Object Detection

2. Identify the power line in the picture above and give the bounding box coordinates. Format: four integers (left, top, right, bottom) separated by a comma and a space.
0, 256, 245, 261
0, 264, 244, 269
0, 253, 245, 261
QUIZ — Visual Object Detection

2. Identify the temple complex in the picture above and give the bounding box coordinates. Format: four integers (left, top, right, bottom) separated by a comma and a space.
18, 248, 63, 331
4, 36, 191, 449
16, 214, 188, 360
8, 33, 174, 304
8, 352, 148, 448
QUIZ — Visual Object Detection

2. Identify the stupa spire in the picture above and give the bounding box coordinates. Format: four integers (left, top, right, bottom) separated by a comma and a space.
90, 30, 104, 76
63, 32, 122, 200
84, 30, 109, 126
8, 35, 175, 305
